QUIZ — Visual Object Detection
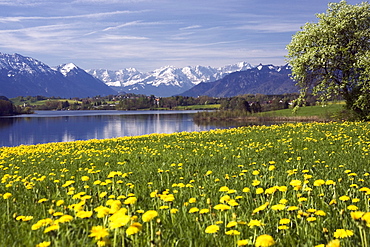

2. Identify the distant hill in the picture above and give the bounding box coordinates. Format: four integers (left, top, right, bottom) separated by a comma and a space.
0, 52, 116, 98
179, 64, 299, 97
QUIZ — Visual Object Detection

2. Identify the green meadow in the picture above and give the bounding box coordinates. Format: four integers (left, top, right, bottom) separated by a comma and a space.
0, 122, 369, 247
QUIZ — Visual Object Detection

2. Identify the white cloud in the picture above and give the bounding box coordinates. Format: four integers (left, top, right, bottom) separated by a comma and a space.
0, 10, 145, 23
236, 21, 303, 33
179, 25, 201, 31
99, 34, 149, 40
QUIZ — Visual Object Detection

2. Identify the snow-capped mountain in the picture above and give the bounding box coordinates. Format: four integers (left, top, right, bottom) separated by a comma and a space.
0, 52, 57, 76
179, 64, 298, 97
0, 53, 116, 98
86, 62, 253, 97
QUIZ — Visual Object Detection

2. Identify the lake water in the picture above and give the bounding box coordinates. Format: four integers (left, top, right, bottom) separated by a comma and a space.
0, 110, 234, 147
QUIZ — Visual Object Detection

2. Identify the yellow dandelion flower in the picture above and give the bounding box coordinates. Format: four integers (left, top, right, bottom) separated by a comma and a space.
109, 211, 130, 229
99, 192, 108, 198
126, 222, 142, 235
313, 179, 325, 186
326, 239, 340, 247
256, 188, 264, 194
62, 180, 75, 187
329, 199, 337, 205
56, 200, 64, 206
255, 234, 275, 247
226, 230, 240, 235
220, 195, 230, 203
238, 239, 250, 246
36, 241, 51, 247
248, 219, 264, 228
325, 180, 336, 185
142, 210, 158, 222
252, 180, 261, 186
3, 193, 12, 199
58, 215, 73, 223
226, 221, 238, 228
315, 210, 326, 216
265, 187, 278, 194
170, 208, 178, 214
213, 204, 231, 211
253, 202, 269, 214
339, 196, 350, 201
333, 229, 354, 238
205, 225, 219, 234
89, 225, 109, 240
199, 209, 209, 214
350, 211, 364, 220
278, 186, 288, 192
307, 208, 316, 213
252, 170, 260, 175
205, 170, 213, 176
279, 218, 290, 225
227, 199, 239, 207
307, 217, 317, 222
278, 225, 289, 230
279, 199, 288, 204
76, 210, 93, 219
361, 212, 370, 226
219, 186, 229, 192
347, 205, 358, 211
188, 198, 197, 203
44, 224, 59, 233
242, 187, 250, 193
290, 180, 301, 187
124, 197, 137, 205
161, 194, 175, 202
271, 204, 285, 211
188, 207, 199, 213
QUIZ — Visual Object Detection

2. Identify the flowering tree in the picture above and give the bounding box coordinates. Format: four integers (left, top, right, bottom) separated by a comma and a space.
286, 1, 370, 120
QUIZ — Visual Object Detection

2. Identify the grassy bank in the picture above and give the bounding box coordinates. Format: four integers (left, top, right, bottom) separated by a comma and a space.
0, 122, 369, 246
194, 102, 345, 123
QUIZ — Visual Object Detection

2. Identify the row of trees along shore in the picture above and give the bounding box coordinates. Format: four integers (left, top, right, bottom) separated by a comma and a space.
0, 96, 33, 116
5, 93, 309, 113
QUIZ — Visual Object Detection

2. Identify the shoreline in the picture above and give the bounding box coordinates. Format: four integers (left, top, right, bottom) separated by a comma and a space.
193, 115, 332, 123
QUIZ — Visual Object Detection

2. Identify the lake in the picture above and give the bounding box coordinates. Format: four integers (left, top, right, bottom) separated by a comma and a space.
0, 110, 236, 147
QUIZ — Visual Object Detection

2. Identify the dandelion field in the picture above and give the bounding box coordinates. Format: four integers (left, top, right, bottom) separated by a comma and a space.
0, 122, 369, 247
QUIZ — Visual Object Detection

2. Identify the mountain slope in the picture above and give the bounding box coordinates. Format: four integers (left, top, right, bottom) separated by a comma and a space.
179, 64, 299, 97
0, 53, 116, 98
87, 62, 253, 97
55, 63, 117, 97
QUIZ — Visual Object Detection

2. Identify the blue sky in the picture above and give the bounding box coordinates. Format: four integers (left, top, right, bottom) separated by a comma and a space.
0, 0, 362, 71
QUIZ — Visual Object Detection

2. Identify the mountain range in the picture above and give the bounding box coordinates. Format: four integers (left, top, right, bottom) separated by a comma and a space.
0, 52, 298, 98
179, 64, 299, 97
86, 62, 253, 97
0, 52, 116, 98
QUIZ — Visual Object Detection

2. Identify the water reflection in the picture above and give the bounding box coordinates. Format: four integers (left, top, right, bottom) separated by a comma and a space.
0, 111, 218, 147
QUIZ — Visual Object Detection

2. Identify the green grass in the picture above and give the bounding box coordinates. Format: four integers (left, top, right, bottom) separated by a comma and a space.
175, 104, 221, 110
11, 98, 82, 106
0, 122, 369, 246
259, 102, 345, 118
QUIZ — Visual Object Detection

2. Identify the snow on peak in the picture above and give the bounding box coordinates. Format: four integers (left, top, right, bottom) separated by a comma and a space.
0, 52, 54, 74
58, 63, 78, 76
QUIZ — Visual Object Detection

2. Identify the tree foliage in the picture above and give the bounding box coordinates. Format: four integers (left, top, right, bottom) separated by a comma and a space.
286, 1, 370, 120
